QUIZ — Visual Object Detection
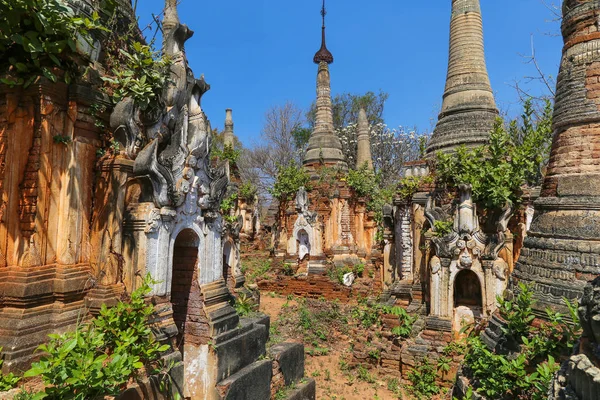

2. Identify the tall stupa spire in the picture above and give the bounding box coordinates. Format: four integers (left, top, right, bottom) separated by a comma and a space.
426, 0, 498, 155
356, 109, 373, 170
224, 109, 234, 148
304, 0, 347, 170
313, 0, 334, 64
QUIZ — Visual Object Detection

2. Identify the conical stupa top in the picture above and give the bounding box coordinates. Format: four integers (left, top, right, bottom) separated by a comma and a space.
426, 0, 498, 155
303, 2, 346, 170
356, 109, 373, 170
313, 0, 334, 64
224, 109, 235, 148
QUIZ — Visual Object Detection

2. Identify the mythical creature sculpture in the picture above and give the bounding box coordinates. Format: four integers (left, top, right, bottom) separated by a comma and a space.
109, 0, 227, 212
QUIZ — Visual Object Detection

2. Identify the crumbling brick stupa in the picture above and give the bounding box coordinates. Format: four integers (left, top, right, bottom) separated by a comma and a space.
264, 2, 383, 300
509, 0, 600, 318
0, 0, 313, 399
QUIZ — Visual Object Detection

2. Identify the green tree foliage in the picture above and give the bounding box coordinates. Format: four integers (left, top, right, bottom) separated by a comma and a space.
0, 0, 106, 87
23, 275, 170, 400
435, 99, 553, 210
307, 90, 388, 131
238, 181, 258, 202
269, 164, 311, 201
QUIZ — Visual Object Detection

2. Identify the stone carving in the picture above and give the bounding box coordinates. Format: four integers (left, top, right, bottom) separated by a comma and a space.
295, 186, 317, 224
109, 2, 226, 213
579, 276, 600, 352
425, 184, 512, 323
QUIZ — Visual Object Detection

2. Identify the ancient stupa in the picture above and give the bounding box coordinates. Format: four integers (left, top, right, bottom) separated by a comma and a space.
511, 0, 600, 317
303, 0, 348, 171
426, 0, 498, 155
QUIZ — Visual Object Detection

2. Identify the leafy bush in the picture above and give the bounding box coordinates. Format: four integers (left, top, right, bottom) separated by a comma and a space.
220, 192, 238, 224
213, 144, 241, 164
346, 164, 378, 198
102, 42, 171, 111
397, 175, 432, 201
269, 164, 311, 200
462, 283, 581, 399
351, 299, 415, 334
497, 282, 535, 340
406, 358, 440, 399
327, 263, 365, 285
388, 306, 417, 338
23, 274, 169, 400
433, 220, 453, 237
238, 181, 258, 202
0, 0, 106, 87
435, 99, 553, 209
0, 347, 20, 391
234, 293, 254, 317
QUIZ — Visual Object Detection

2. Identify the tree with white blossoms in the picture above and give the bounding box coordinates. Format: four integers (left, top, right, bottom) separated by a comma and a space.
337, 122, 429, 188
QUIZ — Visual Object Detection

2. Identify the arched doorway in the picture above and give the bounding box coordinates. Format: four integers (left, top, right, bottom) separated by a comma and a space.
297, 229, 310, 261
171, 229, 200, 349
454, 270, 483, 308
453, 269, 483, 335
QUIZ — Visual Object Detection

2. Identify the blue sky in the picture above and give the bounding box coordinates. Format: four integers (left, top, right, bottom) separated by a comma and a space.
136, 0, 562, 147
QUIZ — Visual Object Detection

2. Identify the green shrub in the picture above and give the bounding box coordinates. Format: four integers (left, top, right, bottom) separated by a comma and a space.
0, 347, 20, 391
346, 164, 378, 198
238, 181, 258, 202
433, 220, 453, 237
102, 42, 172, 111
497, 282, 535, 340
269, 164, 311, 200
462, 285, 580, 399
23, 274, 169, 400
406, 358, 440, 399
435, 99, 553, 210
213, 144, 241, 164
234, 293, 254, 317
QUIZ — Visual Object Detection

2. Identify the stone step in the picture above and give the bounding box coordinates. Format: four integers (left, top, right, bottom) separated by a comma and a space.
216, 359, 272, 400
269, 342, 305, 386
285, 378, 316, 400
214, 322, 267, 383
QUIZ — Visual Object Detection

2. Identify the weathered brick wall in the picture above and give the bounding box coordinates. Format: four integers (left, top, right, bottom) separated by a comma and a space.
171, 244, 208, 347
257, 274, 377, 302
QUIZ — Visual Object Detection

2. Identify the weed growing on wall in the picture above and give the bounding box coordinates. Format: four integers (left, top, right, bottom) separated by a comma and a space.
102, 41, 172, 112
0, 348, 20, 391
270, 164, 311, 201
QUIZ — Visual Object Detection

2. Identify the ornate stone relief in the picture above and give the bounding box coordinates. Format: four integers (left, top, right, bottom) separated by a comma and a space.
424, 184, 512, 322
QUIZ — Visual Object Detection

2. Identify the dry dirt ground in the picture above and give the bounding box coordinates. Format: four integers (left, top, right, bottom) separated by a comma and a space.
260, 294, 406, 400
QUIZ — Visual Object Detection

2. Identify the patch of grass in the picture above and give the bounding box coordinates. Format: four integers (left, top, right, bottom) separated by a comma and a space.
241, 258, 272, 284
356, 364, 376, 384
